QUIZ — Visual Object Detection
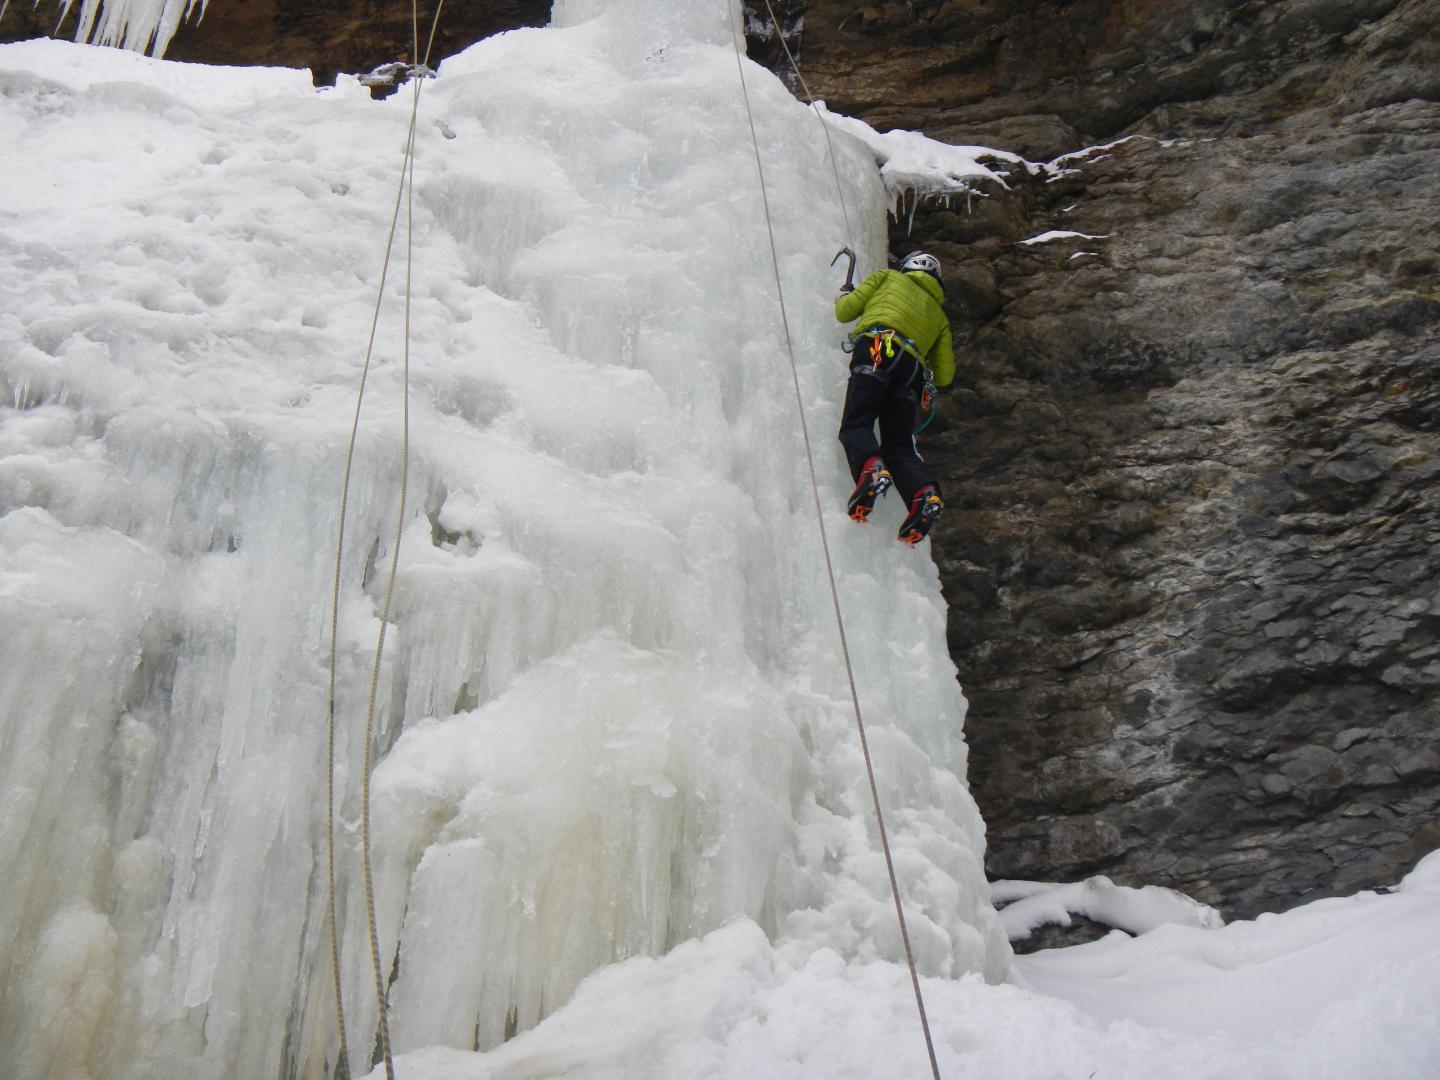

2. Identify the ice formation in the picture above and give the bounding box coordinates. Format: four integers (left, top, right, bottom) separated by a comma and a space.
0, 3, 1007, 1077
57, 0, 208, 57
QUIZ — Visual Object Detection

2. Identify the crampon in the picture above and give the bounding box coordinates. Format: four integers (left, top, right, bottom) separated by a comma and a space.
897, 487, 943, 544
847, 457, 893, 523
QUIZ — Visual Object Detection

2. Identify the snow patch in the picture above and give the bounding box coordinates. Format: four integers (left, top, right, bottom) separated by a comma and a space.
813, 101, 1035, 208
0, 36, 315, 103
993, 877, 1224, 940
1018, 856, 1440, 1043
1021, 229, 1111, 245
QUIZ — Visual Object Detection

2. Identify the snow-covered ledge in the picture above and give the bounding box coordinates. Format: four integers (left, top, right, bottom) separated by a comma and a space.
992, 877, 1225, 942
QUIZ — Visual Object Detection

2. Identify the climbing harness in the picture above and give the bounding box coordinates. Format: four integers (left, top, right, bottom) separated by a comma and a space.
858, 326, 922, 363
852, 326, 922, 367
732, 9, 944, 1080
845, 326, 935, 433
847, 327, 925, 373
326, 4, 447, 1080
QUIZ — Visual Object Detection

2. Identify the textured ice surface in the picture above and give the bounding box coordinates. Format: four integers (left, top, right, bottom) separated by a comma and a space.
0, 4, 1006, 1077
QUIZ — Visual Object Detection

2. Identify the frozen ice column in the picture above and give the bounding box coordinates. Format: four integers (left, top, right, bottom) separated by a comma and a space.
552, 0, 742, 50
361, 0, 1010, 1057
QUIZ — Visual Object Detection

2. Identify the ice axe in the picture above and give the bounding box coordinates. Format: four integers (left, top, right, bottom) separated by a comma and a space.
831, 246, 856, 293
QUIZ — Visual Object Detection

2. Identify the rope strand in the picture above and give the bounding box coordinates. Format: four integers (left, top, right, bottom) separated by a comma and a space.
324, 90, 411, 1080
758, 0, 854, 246
329, 9, 929, 1078
327, 5, 445, 1078
728, 13, 942, 1080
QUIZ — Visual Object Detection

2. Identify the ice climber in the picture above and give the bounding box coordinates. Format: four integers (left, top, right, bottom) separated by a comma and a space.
835, 250, 954, 544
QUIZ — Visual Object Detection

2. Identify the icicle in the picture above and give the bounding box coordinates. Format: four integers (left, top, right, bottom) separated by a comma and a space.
60, 0, 209, 57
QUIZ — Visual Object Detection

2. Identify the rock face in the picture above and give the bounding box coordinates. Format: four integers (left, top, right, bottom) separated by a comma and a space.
166, 1, 551, 83
783, 0, 1440, 918
1, 2, 550, 83
5, 0, 1437, 922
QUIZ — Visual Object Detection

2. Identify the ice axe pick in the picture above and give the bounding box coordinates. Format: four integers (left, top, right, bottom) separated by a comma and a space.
831, 246, 856, 292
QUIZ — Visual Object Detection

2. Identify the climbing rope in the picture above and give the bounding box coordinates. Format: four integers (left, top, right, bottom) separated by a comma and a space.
727, 13, 943, 1080
325, 4, 445, 1079
758, 0, 854, 247
323, 6, 933, 1075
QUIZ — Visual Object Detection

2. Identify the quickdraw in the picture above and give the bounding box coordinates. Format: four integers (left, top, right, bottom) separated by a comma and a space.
868, 330, 897, 370
915, 376, 938, 435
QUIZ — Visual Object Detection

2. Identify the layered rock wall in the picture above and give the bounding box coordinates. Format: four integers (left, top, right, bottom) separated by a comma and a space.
786, 0, 1440, 917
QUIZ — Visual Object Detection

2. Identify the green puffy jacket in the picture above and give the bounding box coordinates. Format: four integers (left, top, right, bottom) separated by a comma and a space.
834, 269, 955, 387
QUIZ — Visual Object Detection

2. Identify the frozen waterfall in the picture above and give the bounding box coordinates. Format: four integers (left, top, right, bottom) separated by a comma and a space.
0, 3, 1008, 1078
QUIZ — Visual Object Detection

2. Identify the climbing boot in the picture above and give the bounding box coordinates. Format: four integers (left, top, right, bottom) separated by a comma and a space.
847, 456, 893, 523
897, 486, 943, 544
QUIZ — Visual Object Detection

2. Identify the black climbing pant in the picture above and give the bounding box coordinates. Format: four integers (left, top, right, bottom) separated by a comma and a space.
837, 332, 937, 505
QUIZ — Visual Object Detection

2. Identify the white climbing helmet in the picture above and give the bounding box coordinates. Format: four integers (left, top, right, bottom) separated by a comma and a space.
899, 251, 942, 282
